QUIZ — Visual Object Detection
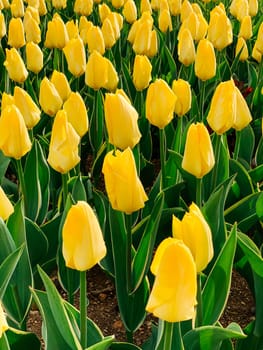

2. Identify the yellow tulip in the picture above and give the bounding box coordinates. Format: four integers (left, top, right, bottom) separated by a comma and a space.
63, 36, 86, 77
44, 14, 69, 49
104, 91, 141, 149
140, 0, 152, 13
1, 92, 14, 110
230, 0, 249, 21
13, 86, 41, 129
101, 17, 116, 49
47, 110, 80, 173
147, 29, 158, 57
111, 0, 124, 9
52, 0, 66, 9
23, 11, 41, 43
7, 17, 25, 48
122, 0, 137, 23
85, 50, 108, 90
146, 79, 177, 129
172, 79, 192, 116
98, 3, 111, 22
238, 15, 252, 39
39, 77, 63, 117
177, 28, 196, 66
25, 5, 40, 23
102, 148, 148, 214
106, 12, 123, 40
194, 38, 216, 81
50, 70, 71, 102
158, 8, 172, 33
63, 91, 89, 137
0, 186, 14, 220
0, 105, 32, 159
25, 42, 43, 74
146, 237, 197, 322
0, 303, 8, 337
66, 19, 79, 39
248, 0, 258, 16
38, 0, 47, 15
132, 54, 152, 91
79, 16, 93, 44
252, 42, 262, 63
133, 18, 152, 55
4, 48, 28, 83
232, 83, 252, 131
74, 0, 93, 16
172, 202, 214, 272
86, 25, 105, 55
168, 0, 181, 16
10, 0, 24, 17
235, 37, 249, 61
102, 58, 119, 92
62, 201, 107, 271
195, 13, 208, 42
0, 11, 6, 39
180, 0, 193, 22
182, 122, 215, 178
254, 22, 263, 53
180, 11, 199, 41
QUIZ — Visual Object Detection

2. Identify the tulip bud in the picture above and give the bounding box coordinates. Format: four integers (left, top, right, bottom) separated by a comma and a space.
4, 48, 28, 83
168, 0, 181, 15
102, 147, 148, 214
248, 0, 258, 16
98, 3, 111, 22
0, 11, 6, 38
86, 25, 105, 55
0, 186, 14, 220
173, 203, 214, 272
147, 29, 158, 57
25, 42, 43, 73
23, 11, 41, 43
52, 0, 66, 9
0, 303, 8, 337
123, 0, 137, 23
103, 58, 119, 91
146, 237, 197, 322
133, 17, 152, 54
132, 54, 152, 91
63, 91, 89, 137
63, 36, 86, 77
207, 7, 233, 50
0, 105, 32, 159
172, 79, 192, 116
146, 79, 176, 129
74, 0, 93, 16
195, 38, 216, 81
38, 0, 47, 15
62, 201, 107, 271
101, 17, 116, 49
7, 17, 25, 48
66, 19, 79, 39
111, 0, 124, 9
104, 91, 141, 149
10, 0, 24, 17
50, 70, 71, 102
182, 122, 215, 178
47, 110, 80, 173
39, 77, 63, 116
1, 92, 14, 110
235, 37, 249, 61
230, 0, 249, 21
158, 8, 172, 33
177, 28, 196, 66
232, 82, 252, 130
238, 15, 252, 39
44, 14, 69, 49
85, 50, 108, 90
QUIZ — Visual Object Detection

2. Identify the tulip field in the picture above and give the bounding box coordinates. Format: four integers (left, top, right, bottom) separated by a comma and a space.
0, 0, 263, 348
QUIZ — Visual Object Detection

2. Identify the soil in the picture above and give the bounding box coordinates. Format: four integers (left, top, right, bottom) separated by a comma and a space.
27, 265, 255, 349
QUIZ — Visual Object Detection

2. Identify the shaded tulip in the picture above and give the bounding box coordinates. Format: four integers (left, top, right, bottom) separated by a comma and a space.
0, 303, 8, 337
230, 0, 248, 21
25, 42, 43, 74
232, 83, 252, 130
39, 77, 63, 116
4, 48, 28, 83
7, 17, 25, 48
254, 22, 263, 53
104, 91, 141, 149
98, 3, 111, 22
10, 0, 24, 17
63, 36, 86, 77
235, 37, 249, 61
248, 0, 258, 16
66, 19, 79, 39
146, 79, 177, 129
195, 38, 216, 81
50, 70, 71, 102
168, 0, 181, 15
172, 79, 192, 116
123, 0, 137, 23
140, 0, 152, 13
0, 105, 32, 159
13, 86, 41, 129
177, 28, 195, 66
63, 91, 89, 137
62, 201, 107, 271
158, 8, 172, 33
85, 50, 108, 90
147, 29, 158, 57
102, 147, 148, 214
0, 11, 6, 39
132, 54, 152, 91
86, 25, 105, 54
38, 0, 47, 15
101, 17, 116, 49
74, 0, 93, 16
252, 42, 262, 62
182, 122, 215, 178
47, 110, 80, 173
23, 11, 41, 43
111, 0, 124, 9
146, 237, 197, 322
44, 14, 69, 49
1, 92, 14, 110
0, 186, 14, 220
239, 15, 252, 39
172, 202, 213, 272
52, 0, 66, 9
102, 58, 119, 91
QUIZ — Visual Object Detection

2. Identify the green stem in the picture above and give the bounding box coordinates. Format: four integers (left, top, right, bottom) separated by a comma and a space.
80, 270, 87, 349
199, 80, 206, 122
162, 321, 173, 350
211, 133, 221, 192
125, 213, 132, 295
159, 128, 166, 190
16, 158, 27, 214
195, 273, 203, 327
62, 172, 69, 209
196, 177, 202, 208
233, 130, 241, 160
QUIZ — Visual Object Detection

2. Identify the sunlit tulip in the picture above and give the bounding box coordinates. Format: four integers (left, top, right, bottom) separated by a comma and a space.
158, 9, 172, 33
101, 17, 116, 49
85, 50, 108, 90
173, 203, 213, 272
177, 28, 195, 66
103, 58, 119, 91
39, 77, 63, 116
4, 48, 28, 83
0, 303, 8, 337
230, 0, 248, 21
47, 110, 80, 173
146, 237, 197, 322
140, 0, 152, 13
106, 12, 123, 40
147, 29, 158, 57
86, 25, 105, 55
10, 0, 24, 17
98, 3, 111, 22
0, 186, 14, 220
62, 201, 107, 271
132, 54, 152, 91
74, 0, 93, 16
180, 0, 193, 22
232, 83, 252, 130
7, 17, 25, 48
104, 91, 141, 149
1, 92, 14, 110
195, 13, 208, 41
168, 0, 181, 15
25, 42, 43, 73
239, 15, 252, 39
235, 37, 249, 61
172, 79, 192, 116
63, 92, 89, 137
23, 11, 41, 43
252, 42, 262, 62
27, 0, 39, 9
0, 11, 6, 38
146, 79, 176, 129
102, 147, 148, 214
44, 14, 69, 49
133, 17, 152, 54
0, 105, 32, 159
123, 0, 137, 23
111, 0, 124, 9
63, 36, 86, 77
50, 70, 71, 102
52, 0, 66, 9
25, 5, 40, 23
248, 0, 258, 16
13, 86, 41, 129
182, 122, 215, 178
66, 20, 79, 39
38, 0, 47, 14
195, 38, 216, 81
180, 11, 198, 40
78, 16, 93, 43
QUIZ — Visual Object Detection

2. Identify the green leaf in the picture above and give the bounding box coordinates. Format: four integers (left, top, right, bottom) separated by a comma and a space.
229, 159, 254, 197
255, 137, 263, 165
249, 164, 263, 183
86, 336, 115, 350
0, 333, 11, 350
110, 342, 142, 349
0, 218, 16, 262
89, 90, 105, 155
25, 218, 48, 267
6, 327, 41, 350
238, 125, 255, 165
0, 150, 10, 183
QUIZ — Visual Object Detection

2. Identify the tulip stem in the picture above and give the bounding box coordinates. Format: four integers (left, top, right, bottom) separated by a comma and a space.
196, 178, 202, 208
162, 321, 173, 350
195, 273, 203, 327
233, 130, 241, 160
125, 213, 132, 294
199, 80, 206, 121
80, 270, 87, 349
62, 173, 69, 208
211, 133, 221, 192
159, 128, 166, 190
16, 158, 27, 215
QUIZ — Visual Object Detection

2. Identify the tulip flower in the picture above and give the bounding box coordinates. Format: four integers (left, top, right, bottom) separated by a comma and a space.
133, 18, 152, 55
0, 303, 8, 337
232, 83, 252, 131
180, 0, 193, 22
62, 201, 107, 271
230, 0, 249, 21
111, 0, 124, 8
50, 70, 71, 102
39, 77, 63, 117
239, 15, 252, 39
63, 36, 86, 77
146, 79, 177, 129
106, 12, 123, 40
104, 91, 141, 149
7, 17, 25, 48
147, 29, 158, 57
102, 148, 148, 214
63, 92, 89, 137
253, 22, 263, 53
10, 0, 24, 17
52, 0, 66, 9
180, 11, 199, 41
25, 42, 43, 73
101, 17, 116, 49
23, 11, 41, 43
173, 203, 214, 272
1, 92, 14, 110
44, 14, 69, 49
235, 37, 249, 61
248, 0, 258, 16
79, 16, 93, 44
132, 54, 152, 91
103, 58, 119, 92
4, 48, 28, 83
168, 0, 181, 15
140, 0, 152, 13
158, 9, 172, 33
25, 6, 40, 23
172, 79, 192, 116
98, 3, 111, 22
86, 25, 105, 55
13, 86, 41, 129
0, 11, 6, 39
38, 0, 47, 15
0, 105, 32, 159
74, 0, 93, 16
182, 122, 215, 178
47, 110, 80, 174
194, 38, 216, 81
66, 20, 79, 39
0, 186, 14, 220
123, 0, 137, 23
146, 237, 197, 322
177, 28, 195, 66
85, 50, 108, 90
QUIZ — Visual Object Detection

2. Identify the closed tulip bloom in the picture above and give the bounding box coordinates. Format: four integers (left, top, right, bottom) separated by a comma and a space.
23, 11, 41, 43
232, 84, 252, 130
13, 86, 41, 129
39, 77, 63, 116
172, 79, 191, 116
182, 122, 215, 178
180, 11, 198, 40
133, 54, 152, 91
10, 0, 24, 17
252, 43, 262, 63
207, 7, 233, 50
239, 15, 252, 39
25, 5, 40, 23
230, 0, 248, 21
52, 0, 66, 9
195, 13, 208, 41
104, 92, 141, 149
248, 0, 258, 16
47, 110, 80, 173
146, 79, 176, 129
66, 20, 79, 39
62, 201, 107, 271
86, 25, 105, 55
63, 92, 89, 137
0, 105, 32, 159
44, 14, 69, 49
158, 9, 172, 33
235, 37, 249, 61
133, 18, 152, 54
50, 70, 71, 102
101, 17, 116, 49
102, 148, 148, 213
146, 237, 197, 322
85, 50, 108, 90
63, 36, 86, 77
0, 11, 6, 38
111, 0, 124, 9
140, 0, 152, 13
74, 0, 93, 16
79, 16, 93, 43
0, 303, 8, 337
1, 92, 14, 110
177, 28, 195, 66
38, 0, 47, 14
168, 0, 181, 15
8, 17, 25, 48
123, 0, 137, 23
254, 23, 263, 53
98, 3, 111, 22
4, 48, 28, 83
26, 42, 43, 73
106, 12, 122, 40
0, 186, 14, 220
103, 58, 119, 91
173, 203, 213, 272
180, 0, 193, 22
147, 29, 158, 57
195, 38, 216, 81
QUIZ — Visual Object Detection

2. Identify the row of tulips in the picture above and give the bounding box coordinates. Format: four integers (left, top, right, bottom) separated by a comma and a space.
0, 0, 263, 349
